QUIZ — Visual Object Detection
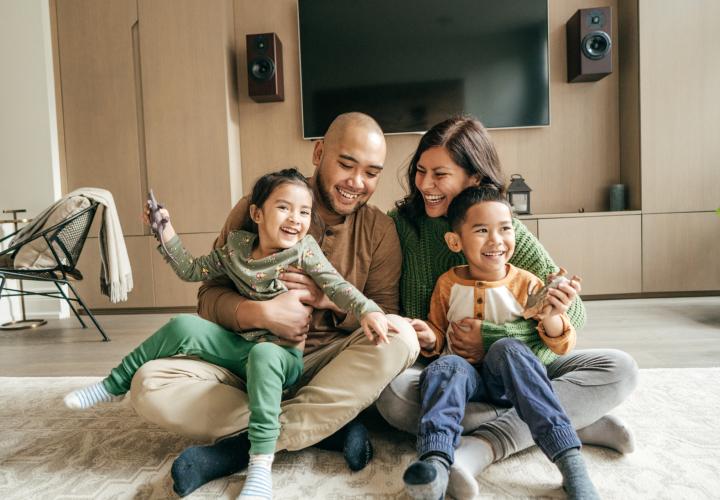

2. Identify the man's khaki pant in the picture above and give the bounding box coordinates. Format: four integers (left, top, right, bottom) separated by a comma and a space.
129, 314, 419, 451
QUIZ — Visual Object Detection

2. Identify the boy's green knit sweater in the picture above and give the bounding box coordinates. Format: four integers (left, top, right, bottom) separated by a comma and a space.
390, 211, 586, 365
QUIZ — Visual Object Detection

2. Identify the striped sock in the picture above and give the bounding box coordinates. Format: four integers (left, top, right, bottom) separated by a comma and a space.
63, 381, 119, 409
238, 453, 274, 500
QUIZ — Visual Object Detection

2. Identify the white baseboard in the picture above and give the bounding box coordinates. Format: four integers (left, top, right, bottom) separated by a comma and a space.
1, 280, 69, 322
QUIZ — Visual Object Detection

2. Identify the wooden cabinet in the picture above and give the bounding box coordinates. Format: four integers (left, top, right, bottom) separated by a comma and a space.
537, 214, 642, 296
73, 236, 155, 309
139, 0, 240, 235
73, 232, 220, 309
642, 213, 720, 292
151, 233, 218, 307
55, 0, 144, 236
53, 0, 240, 308
519, 218, 538, 239
639, 0, 720, 213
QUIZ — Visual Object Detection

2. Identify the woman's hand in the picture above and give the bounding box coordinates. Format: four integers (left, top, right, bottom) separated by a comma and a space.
449, 318, 484, 364
538, 273, 582, 319
407, 319, 437, 352
280, 266, 343, 313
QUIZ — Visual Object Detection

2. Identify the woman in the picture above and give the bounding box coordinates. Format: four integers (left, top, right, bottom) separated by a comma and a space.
377, 116, 638, 498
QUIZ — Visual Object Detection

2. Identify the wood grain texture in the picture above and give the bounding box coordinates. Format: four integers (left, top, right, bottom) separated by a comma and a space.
642, 212, 720, 292
640, 0, 720, 213
3, 296, 719, 375
71, 236, 156, 309
618, 0, 641, 210
48, 0, 68, 197
139, 0, 238, 234
233, 0, 621, 214
520, 219, 539, 239
150, 232, 218, 307
55, 0, 144, 235
538, 214, 642, 295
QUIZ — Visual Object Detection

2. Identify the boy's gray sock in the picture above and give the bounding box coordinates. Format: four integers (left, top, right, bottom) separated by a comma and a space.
577, 414, 635, 454
63, 381, 119, 409
403, 455, 450, 500
555, 448, 600, 500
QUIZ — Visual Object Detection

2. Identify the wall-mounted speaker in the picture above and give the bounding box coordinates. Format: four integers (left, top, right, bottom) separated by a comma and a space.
566, 7, 613, 83
246, 33, 284, 102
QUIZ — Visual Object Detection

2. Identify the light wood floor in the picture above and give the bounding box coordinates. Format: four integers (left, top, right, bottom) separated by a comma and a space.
1, 297, 719, 376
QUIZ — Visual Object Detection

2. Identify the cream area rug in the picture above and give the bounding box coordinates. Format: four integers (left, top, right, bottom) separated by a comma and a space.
1, 368, 719, 500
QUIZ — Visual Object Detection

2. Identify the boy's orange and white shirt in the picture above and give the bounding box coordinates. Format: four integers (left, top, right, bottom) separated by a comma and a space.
425, 264, 575, 357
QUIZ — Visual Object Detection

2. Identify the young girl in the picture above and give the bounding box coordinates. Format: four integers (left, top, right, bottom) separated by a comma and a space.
64, 168, 390, 500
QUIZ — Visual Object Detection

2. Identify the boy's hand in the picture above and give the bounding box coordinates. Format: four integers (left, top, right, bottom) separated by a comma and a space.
449, 318, 484, 364
361, 312, 393, 345
408, 319, 437, 352
538, 273, 582, 319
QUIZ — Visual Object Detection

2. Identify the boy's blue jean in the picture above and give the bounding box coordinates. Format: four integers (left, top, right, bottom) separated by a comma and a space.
417, 338, 581, 463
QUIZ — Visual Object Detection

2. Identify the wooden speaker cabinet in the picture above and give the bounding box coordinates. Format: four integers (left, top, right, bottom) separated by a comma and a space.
246, 33, 284, 102
566, 7, 613, 83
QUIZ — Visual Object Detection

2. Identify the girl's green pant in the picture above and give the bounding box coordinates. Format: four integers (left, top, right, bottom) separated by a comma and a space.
102, 314, 303, 454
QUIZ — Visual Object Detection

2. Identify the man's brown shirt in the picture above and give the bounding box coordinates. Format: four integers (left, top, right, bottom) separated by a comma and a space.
197, 196, 401, 353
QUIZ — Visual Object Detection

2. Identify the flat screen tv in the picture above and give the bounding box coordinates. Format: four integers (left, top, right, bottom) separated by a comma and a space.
298, 0, 549, 138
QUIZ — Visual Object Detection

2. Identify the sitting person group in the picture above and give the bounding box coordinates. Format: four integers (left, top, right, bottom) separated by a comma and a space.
65, 112, 638, 499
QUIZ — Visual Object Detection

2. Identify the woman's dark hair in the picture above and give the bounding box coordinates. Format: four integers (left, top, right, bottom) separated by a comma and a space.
395, 116, 505, 228
241, 167, 314, 233
446, 185, 512, 232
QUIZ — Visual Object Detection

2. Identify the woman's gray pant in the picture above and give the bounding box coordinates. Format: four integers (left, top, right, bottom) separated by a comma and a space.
376, 349, 638, 461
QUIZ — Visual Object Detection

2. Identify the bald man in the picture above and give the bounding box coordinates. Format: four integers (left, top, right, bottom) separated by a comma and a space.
129, 113, 420, 496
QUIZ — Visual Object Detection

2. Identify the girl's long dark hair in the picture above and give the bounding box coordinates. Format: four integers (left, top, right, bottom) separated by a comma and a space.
240, 167, 313, 233
395, 116, 505, 229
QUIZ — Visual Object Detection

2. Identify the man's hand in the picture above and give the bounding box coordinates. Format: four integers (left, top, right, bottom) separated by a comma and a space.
408, 319, 437, 352
449, 318, 485, 364
247, 289, 313, 342
280, 266, 343, 314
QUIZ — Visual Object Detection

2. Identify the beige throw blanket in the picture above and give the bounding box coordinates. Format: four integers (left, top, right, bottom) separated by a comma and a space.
12, 188, 133, 303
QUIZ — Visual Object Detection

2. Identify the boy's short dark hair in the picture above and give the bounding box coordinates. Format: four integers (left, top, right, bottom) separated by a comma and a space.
446, 185, 512, 232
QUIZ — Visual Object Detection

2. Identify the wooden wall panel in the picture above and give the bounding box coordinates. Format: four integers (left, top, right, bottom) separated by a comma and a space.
234, 0, 621, 214
640, 0, 720, 213
72, 236, 155, 309
150, 232, 218, 307
140, 0, 239, 234
642, 213, 720, 292
520, 219, 539, 239
55, 0, 145, 235
538, 215, 641, 295
618, 0, 641, 210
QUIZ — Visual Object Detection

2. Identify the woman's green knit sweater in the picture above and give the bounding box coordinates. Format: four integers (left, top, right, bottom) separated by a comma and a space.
390, 211, 586, 365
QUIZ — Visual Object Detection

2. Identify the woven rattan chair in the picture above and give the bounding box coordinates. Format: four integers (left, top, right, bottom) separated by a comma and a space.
0, 201, 109, 341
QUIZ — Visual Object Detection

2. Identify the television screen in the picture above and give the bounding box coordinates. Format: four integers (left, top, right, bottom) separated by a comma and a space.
298, 0, 549, 138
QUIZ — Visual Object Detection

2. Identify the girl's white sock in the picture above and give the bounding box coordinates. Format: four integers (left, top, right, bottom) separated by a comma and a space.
238, 453, 274, 500
63, 381, 119, 409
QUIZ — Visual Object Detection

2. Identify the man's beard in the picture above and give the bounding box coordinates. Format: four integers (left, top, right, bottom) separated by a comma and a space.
316, 169, 367, 216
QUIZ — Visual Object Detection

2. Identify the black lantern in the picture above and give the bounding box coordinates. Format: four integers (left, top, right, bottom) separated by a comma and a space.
507, 174, 532, 215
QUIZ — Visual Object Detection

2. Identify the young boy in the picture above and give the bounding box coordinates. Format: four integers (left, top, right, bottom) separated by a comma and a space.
402, 185, 599, 500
